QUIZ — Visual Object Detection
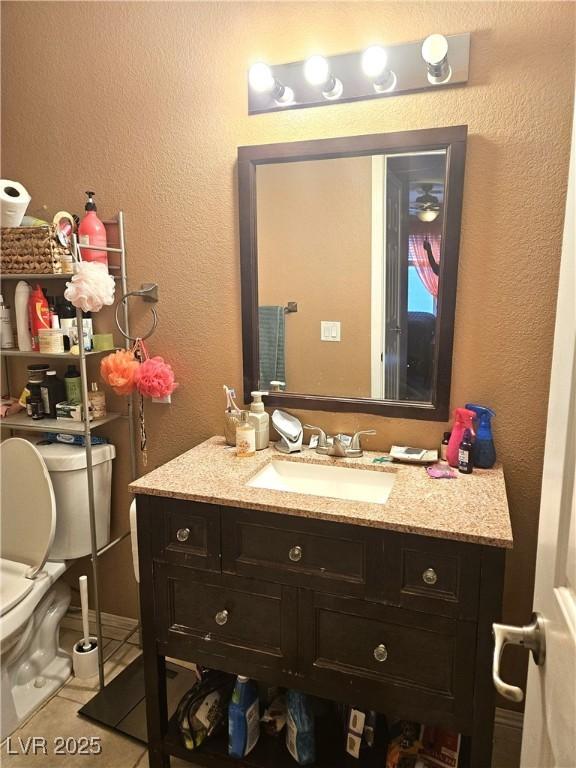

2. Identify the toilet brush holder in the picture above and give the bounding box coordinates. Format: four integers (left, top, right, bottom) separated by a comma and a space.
72, 637, 99, 679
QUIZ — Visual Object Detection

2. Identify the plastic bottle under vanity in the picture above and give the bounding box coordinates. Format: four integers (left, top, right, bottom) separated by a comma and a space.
248, 391, 269, 450
228, 676, 260, 758
0, 294, 14, 349
236, 411, 256, 457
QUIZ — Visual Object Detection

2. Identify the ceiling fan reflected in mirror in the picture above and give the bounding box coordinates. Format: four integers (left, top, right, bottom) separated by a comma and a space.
411, 183, 442, 222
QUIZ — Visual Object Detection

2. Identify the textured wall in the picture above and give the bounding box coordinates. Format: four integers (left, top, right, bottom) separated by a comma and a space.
258, 157, 372, 397
1, 1, 574, 707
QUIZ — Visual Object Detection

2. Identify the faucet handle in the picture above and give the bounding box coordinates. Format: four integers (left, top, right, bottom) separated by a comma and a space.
303, 424, 328, 448
350, 429, 376, 450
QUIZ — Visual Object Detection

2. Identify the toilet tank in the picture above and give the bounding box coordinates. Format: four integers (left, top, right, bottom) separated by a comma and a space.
35, 442, 116, 560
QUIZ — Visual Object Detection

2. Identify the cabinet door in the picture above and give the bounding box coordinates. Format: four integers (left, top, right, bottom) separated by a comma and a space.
154, 563, 298, 675
222, 507, 371, 597
300, 590, 475, 731
149, 496, 221, 572
373, 532, 481, 620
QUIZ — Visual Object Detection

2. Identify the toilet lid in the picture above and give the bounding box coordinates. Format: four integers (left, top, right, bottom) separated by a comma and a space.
0, 438, 56, 572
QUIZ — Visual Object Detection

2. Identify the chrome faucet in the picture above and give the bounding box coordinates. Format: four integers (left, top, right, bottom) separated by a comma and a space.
304, 426, 376, 458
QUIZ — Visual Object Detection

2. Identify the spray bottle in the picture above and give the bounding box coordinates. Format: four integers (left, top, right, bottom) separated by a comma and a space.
446, 407, 476, 468
465, 404, 496, 469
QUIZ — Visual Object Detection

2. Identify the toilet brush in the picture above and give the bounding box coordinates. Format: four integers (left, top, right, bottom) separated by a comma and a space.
72, 575, 99, 678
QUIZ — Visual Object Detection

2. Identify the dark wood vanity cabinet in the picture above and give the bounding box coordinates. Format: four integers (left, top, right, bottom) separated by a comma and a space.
137, 495, 505, 768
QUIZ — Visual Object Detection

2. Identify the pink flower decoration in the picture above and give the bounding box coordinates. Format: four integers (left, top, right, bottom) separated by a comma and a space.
135, 356, 178, 399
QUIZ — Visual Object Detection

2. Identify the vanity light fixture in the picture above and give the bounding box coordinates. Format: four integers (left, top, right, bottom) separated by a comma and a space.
248, 62, 294, 105
247, 33, 469, 114
304, 55, 343, 100
421, 34, 452, 84
361, 46, 397, 93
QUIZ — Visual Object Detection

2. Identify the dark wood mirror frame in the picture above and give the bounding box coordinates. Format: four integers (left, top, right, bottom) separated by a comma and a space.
238, 125, 467, 420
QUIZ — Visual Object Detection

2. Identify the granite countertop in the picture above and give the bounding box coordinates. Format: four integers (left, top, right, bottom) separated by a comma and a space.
130, 436, 513, 548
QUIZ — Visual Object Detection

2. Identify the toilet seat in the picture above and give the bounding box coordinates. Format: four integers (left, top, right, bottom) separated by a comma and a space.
0, 439, 56, 616
0, 560, 35, 617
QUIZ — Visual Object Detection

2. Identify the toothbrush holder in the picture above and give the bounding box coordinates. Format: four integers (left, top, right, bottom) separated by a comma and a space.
224, 411, 242, 446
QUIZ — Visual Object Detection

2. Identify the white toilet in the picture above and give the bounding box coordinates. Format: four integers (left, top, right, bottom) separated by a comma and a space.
0, 437, 115, 739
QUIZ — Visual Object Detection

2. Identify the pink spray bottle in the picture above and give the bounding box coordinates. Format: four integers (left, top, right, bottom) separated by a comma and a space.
78, 191, 108, 267
446, 407, 476, 468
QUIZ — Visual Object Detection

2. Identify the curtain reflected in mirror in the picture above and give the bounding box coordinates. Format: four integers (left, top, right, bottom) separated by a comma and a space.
256, 150, 447, 404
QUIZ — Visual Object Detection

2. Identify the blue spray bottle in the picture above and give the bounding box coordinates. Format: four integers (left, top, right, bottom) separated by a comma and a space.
465, 404, 496, 469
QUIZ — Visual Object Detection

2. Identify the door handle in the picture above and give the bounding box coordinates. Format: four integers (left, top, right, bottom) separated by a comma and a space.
492, 612, 546, 702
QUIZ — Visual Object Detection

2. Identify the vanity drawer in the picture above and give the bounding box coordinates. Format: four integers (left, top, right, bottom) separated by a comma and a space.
222, 508, 370, 596
151, 496, 221, 572
301, 591, 475, 729
377, 533, 481, 620
155, 563, 298, 673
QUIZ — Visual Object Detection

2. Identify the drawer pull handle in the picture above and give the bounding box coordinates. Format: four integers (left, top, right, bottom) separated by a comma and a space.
289, 545, 303, 562
373, 644, 388, 663
422, 568, 438, 586
215, 610, 229, 626
176, 527, 190, 543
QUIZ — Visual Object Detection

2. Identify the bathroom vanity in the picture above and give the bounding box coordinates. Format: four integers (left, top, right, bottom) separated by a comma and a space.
132, 437, 512, 768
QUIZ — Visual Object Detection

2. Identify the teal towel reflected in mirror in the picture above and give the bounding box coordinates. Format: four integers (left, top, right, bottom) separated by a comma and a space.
258, 306, 285, 390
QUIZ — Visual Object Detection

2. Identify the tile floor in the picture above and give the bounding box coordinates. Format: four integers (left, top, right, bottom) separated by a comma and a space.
1, 624, 523, 768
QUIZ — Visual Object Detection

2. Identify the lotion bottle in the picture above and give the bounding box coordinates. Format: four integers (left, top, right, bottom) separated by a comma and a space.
0, 295, 14, 349
249, 391, 269, 450
28, 284, 50, 351
236, 411, 256, 457
78, 191, 108, 267
15, 281, 32, 351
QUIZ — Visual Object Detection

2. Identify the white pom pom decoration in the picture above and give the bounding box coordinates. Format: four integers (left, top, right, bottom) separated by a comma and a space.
64, 262, 116, 313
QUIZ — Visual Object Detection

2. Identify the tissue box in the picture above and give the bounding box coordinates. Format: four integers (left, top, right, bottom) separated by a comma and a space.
56, 401, 93, 421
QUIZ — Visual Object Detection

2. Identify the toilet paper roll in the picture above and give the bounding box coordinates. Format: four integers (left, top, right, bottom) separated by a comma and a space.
1, 180, 31, 227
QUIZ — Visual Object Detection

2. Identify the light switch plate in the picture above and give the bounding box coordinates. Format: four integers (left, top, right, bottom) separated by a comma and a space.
321, 321, 341, 341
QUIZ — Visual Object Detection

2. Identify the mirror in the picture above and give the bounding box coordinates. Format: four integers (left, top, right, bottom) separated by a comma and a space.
239, 126, 467, 420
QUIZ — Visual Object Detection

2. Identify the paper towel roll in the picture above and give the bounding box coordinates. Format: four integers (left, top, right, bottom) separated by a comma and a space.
1, 180, 31, 227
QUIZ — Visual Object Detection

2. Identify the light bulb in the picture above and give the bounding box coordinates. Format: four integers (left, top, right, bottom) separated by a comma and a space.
304, 55, 330, 86
421, 34, 449, 66
421, 34, 451, 84
249, 62, 275, 93
417, 210, 440, 222
304, 55, 342, 99
362, 46, 388, 78
362, 45, 396, 93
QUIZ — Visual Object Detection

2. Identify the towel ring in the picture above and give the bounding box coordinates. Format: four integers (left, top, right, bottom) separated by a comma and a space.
115, 283, 159, 342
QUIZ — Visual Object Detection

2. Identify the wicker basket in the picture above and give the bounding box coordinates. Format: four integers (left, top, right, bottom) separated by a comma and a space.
0, 225, 73, 274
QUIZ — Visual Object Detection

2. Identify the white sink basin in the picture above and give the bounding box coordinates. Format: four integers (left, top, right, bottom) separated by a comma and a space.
247, 460, 395, 504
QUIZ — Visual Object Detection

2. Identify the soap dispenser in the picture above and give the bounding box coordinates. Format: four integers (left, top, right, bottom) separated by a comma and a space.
249, 391, 269, 450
